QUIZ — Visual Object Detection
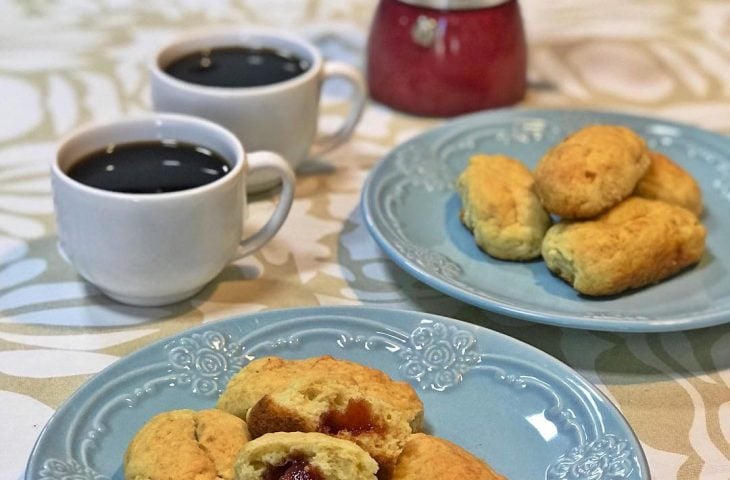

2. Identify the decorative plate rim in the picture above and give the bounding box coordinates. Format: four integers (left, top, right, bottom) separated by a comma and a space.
25, 305, 649, 480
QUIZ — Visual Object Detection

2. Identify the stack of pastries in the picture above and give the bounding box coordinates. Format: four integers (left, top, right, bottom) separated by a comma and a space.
123, 356, 507, 480
457, 124, 706, 296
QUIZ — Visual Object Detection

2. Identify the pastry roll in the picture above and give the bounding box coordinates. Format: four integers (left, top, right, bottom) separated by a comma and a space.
541, 197, 706, 296
457, 153, 551, 260
634, 150, 703, 216
534, 125, 650, 219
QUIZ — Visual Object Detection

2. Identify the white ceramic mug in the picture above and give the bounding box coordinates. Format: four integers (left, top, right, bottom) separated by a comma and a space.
150, 27, 367, 192
52, 113, 295, 306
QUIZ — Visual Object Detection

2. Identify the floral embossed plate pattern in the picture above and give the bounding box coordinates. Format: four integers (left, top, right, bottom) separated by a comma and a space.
25, 306, 648, 480
361, 108, 730, 332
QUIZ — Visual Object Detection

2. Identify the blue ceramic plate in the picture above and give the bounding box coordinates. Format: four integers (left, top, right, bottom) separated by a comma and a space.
362, 108, 730, 332
25, 306, 648, 480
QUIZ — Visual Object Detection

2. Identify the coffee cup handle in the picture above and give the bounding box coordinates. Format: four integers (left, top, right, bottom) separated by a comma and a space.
309, 61, 367, 157
236, 151, 296, 259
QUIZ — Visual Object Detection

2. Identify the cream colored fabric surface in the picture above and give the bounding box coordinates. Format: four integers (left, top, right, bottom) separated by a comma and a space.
0, 1, 728, 479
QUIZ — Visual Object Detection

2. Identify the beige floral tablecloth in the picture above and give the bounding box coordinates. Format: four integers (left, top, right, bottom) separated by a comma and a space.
1, 1, 729, 479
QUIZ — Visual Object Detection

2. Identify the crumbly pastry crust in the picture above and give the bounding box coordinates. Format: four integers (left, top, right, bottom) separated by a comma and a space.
534, 125, 650, 219
234, 431, 378, 480
218, 356, 423, 479
123, 409, 250, 480
217, 356, 423, 429
634, 150, 703, 216
541, 197, 706, 296
246, 377, 414, 479
457, 154, 552, 260
392, 434, 507, 480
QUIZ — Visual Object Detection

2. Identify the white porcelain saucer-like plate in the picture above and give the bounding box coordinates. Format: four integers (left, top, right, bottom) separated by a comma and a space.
26, 306, 648, 480
362, 108, 730, 332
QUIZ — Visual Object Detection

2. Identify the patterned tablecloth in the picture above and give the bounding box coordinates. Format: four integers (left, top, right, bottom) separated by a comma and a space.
1, 1, 729, 479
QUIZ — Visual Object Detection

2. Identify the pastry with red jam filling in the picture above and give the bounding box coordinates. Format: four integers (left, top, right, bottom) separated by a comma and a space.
218, 356, 423, 479
234, 431, 378, 480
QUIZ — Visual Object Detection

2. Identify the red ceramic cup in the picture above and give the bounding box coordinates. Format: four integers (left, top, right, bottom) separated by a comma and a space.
366, 0, 527, 117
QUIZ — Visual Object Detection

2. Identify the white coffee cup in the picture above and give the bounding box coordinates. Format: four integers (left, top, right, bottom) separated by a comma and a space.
150, 27, 367, 193
51, 113, 295, 306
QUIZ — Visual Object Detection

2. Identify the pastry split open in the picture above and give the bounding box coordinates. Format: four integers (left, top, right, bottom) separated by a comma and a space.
218, 356, 423, 479
235, 431, 378, 480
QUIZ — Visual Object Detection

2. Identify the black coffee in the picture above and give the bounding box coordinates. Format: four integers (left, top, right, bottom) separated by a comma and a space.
67, 140, 231, 194
164, 46, 310, 88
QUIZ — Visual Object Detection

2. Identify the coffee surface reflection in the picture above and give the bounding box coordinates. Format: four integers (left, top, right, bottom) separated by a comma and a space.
67, 140, 230, 194
164, 46, 310, 88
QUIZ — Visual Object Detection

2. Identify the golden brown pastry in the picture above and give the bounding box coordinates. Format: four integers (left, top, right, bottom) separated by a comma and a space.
124, 409, 250, 480
218, 356, 422, 429
392, 434, 507, 480
534, 125, 650, 219
457, 154, 551, 260
541, 197, 706, 296
246, 377, 414, 479
634, 150, 703, 216
217, 356, 423, 479
234, 432, 378, 480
